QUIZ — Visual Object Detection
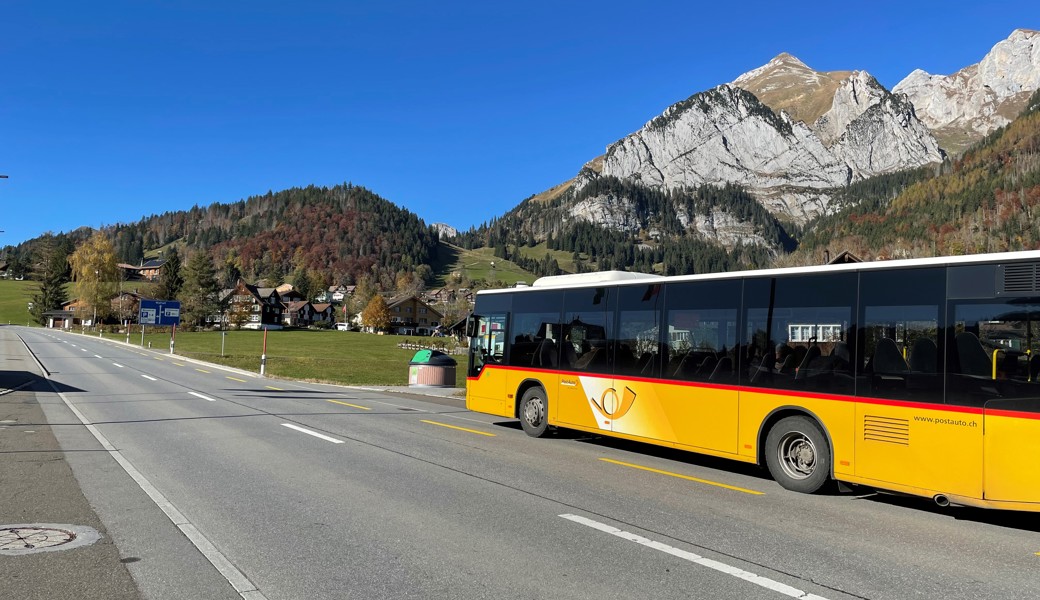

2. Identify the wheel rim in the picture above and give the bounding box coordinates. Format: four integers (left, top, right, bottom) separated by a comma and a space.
776, 431, 817, 480
523, 395, 544, 428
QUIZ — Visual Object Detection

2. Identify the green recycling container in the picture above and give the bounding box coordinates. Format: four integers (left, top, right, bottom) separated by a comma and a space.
408, 350, 457, 387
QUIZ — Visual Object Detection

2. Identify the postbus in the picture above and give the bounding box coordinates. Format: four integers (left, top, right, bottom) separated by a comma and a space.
465, 250, 1040, 511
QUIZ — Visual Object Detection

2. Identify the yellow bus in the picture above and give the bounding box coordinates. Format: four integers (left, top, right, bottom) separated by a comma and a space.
465, 250, 1040, 511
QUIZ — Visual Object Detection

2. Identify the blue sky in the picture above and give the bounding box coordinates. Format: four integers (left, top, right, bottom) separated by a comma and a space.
1, 1, 1036, 246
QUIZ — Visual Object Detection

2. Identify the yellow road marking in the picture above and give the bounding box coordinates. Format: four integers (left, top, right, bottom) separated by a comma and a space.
226, 376, 247, 383
195, 368, 210, 374
153, 357, 164, 361
265, 385, 284, 391
421, 419, 495, 437
599, 458, 763, 495
326, 399, 371, 410
173, 362, 185, 367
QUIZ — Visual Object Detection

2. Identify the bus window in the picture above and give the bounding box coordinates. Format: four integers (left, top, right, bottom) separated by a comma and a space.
743, 273, 856, 394
859, 268, 944, 403
508, 291, 562, 368
663, 280, 741, 383
615, 284, 664, 378
948, 300, 1040, 408
468, 312, 507, 377
563, 287, 614, 374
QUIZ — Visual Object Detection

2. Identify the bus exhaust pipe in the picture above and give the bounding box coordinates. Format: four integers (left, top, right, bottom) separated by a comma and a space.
933, 494, 950, 507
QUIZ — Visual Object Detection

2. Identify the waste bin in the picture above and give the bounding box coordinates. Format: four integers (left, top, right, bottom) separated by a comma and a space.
408, 349, 457, 388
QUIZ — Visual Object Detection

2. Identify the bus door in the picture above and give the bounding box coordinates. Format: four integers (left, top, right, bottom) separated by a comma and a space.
960, 301, 1040, 502
466, 312, 509, 417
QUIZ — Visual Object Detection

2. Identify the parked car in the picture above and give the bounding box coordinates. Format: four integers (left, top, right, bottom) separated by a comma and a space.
335, 322, 349, 331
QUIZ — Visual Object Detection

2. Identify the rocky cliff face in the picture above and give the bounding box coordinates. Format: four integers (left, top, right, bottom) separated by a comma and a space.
590, 69, 943, 224
894, 29, 1040, 153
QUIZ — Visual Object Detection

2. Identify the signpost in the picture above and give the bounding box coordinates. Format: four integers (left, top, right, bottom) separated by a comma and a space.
139, 300, 181, 354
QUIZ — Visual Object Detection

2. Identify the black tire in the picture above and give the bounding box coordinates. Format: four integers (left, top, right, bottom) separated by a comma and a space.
764, 415, 831, 493
518, 387, 549, 438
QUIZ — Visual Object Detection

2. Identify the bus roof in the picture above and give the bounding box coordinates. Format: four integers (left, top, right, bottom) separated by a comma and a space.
475, 249, 1040, 296
532, 270, 663, 288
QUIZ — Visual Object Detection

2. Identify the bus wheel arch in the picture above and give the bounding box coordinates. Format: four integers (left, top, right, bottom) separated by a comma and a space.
759, 409, 833, 494
516, 380, 549, 438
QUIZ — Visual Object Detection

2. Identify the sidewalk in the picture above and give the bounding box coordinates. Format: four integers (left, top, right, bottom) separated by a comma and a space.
0, 327, 141, 599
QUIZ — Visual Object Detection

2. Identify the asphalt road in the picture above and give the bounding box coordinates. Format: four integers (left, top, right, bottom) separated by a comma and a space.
5, 325, 1040, 599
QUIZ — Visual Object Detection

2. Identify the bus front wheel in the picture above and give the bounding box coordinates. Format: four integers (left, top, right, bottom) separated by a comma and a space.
519, 387, 549, 438
765, 416, 831, 494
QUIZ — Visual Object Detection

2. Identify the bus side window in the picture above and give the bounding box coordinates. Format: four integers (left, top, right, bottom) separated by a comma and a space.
947, 301, 1040, 408
742, 273, 856, 394
858, 267, 945, 403
663, 280, 740, 383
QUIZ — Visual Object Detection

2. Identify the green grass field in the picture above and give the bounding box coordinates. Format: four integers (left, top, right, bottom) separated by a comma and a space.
0, 280, 38, 326
95, 328, 468, 389
2, 279, 468, 389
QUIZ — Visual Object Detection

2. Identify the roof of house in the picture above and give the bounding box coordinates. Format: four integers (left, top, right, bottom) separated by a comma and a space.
284, 300, 310, 311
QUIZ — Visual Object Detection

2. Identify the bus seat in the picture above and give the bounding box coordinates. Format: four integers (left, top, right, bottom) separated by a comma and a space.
693, 355, 717, 377
536, 339, 558, 368
793, 344, 822, 380
573, 347, 600, 370
831, 341, 850, 365
1030, 354, 1040, 381
562, 340, 578, 367
909, 338, 938, 373
872, 338, 909, 374
709, 356, 733, 381
956, 332, 992, 378
750, 351, 775, 383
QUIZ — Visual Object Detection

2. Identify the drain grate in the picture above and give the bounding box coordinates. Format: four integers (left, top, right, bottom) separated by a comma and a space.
0, 524, 101, 556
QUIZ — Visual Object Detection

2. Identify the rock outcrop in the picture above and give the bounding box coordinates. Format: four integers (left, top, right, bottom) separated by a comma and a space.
894, 29, 1040, 153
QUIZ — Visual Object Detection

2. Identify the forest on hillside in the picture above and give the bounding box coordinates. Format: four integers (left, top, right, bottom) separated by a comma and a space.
4, 184, 440, 289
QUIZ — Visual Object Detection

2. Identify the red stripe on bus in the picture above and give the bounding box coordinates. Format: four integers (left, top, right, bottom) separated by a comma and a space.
465, 365, 1040, 418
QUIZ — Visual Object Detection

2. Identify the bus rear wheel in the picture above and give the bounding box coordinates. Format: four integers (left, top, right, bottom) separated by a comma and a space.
519, 387, 549, 438
765, 416, 831, 494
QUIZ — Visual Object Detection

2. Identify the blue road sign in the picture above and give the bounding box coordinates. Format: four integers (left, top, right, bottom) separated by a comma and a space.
139, 299, 181, 326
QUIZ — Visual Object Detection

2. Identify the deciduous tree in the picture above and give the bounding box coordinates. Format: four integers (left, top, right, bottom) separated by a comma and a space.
69, 231, 119, 323
361, 295, 391, 332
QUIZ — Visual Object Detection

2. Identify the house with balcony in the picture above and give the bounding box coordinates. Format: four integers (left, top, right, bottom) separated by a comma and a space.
222, 280, 284, 330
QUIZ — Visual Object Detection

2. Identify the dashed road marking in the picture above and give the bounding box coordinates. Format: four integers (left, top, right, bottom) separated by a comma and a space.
560, 514, 830, 600
281, 423, 344, 444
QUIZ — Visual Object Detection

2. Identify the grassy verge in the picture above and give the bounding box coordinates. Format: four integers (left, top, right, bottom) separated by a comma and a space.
99, 328, 468, 388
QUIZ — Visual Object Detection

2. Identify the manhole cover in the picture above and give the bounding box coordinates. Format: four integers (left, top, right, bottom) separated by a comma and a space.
0, 524, 101, 556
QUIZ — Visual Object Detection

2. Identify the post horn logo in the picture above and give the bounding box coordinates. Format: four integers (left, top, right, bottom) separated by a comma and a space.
590, 386, 637, 420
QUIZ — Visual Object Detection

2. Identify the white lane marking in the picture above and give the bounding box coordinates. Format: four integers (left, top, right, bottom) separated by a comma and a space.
112, 363, 125, 368
94, 354, 103, 358
81, 348, 88, 352
141, 375, 158, 381
560, 514, 832, 600
189, 391, 217, 402
42, 382, 267, 599
281, 423, 344, 444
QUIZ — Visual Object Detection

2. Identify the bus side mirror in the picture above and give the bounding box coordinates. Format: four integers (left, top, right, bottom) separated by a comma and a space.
466, 315, 481, 338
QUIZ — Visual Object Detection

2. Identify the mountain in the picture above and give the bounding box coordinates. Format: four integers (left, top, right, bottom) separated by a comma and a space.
452, 29, 1040, 276
894, 29, 1040, 155
590, 59, 944, 225
795, 89, 1040, 261
5, 184, 443, 288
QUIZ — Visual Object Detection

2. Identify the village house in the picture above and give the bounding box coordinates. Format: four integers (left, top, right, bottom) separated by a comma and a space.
382, 294, 443, 336
222, 280, 284, 330
117, 258, 166, 281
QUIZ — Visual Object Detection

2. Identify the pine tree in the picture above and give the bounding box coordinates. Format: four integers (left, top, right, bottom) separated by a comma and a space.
154, 248, 184, 300
29, 235, 70, 325
180, 252, 220, 328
